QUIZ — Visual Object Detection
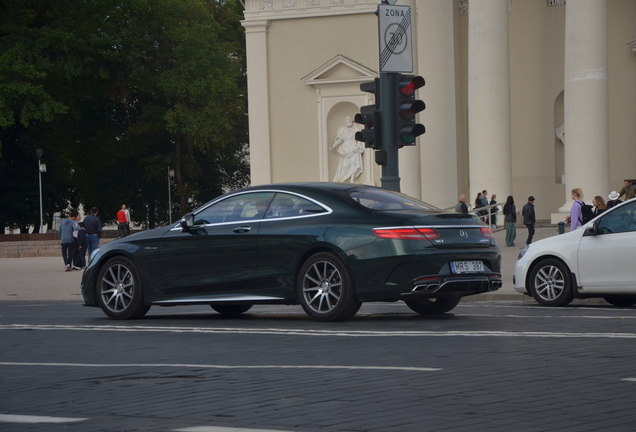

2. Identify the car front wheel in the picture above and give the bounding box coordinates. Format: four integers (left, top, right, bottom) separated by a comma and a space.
96, 257, 150, 319
528, 258, 573, 307
297, 252, 361, 322
404, 297, 461, 315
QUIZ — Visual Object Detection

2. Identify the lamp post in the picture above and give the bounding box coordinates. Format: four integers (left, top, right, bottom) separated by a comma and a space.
166, 157, 174, 224
35, 149, 46, 233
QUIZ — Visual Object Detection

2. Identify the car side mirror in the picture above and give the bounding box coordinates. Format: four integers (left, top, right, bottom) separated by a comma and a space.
584, 222, 598, 236
181, 213, 195, 232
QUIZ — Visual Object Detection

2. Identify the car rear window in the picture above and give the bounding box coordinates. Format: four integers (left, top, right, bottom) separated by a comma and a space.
348, 189, 439, 212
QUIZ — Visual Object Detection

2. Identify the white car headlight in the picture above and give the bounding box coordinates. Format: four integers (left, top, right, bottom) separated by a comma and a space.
518, 245, 529, 260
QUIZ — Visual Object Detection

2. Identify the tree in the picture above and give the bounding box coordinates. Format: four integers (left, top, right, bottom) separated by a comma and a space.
0, 0, 249, 232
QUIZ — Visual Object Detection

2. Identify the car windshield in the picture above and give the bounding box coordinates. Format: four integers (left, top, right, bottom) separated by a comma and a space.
348, 189, 440, 212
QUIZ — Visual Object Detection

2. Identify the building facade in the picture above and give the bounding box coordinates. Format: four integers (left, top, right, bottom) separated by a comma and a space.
241, 0, 636, 221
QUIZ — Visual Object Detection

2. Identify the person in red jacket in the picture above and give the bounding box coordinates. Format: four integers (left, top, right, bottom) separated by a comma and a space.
117, 204, 129, 238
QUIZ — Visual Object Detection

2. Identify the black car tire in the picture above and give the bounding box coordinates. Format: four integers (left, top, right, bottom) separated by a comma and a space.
528, 258, 573, 307
211, 304, 253, 315
297, 251, 361, 322
603, 295, 636, 307
96, 256, 150, 319
404, 296, 461, 315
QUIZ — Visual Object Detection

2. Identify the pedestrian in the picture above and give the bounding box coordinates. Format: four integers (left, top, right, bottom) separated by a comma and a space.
503, 196, 517, 247
117, 204, 129, 238
592, 196, 607, 217
489, 194, 498, 229
617, 180, 635, 201
455, 194, 468, 214
83, 207, 102, 258
607, 191, 622, 209
481, 190, 489, 225
124, 205, 131, 235
71, 212, 82, 269
74, 222, 87, 269
522, 196, 536, 245
58, 210, 79, 272
474, 192, 483, 213
565, 188, 584, 231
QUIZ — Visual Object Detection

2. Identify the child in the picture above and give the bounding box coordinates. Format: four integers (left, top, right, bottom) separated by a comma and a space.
73, 222, 88, 270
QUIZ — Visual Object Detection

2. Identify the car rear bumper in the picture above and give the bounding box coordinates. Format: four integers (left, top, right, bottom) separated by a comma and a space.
401, 273, 502, 299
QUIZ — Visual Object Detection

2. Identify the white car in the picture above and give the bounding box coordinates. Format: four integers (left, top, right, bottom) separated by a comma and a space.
514, 198, 636, 307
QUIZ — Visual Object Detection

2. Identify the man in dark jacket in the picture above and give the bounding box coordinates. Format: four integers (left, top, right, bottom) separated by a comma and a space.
83, 207, 102, 258
454, 194, 468, 214
522, 196, 536, 245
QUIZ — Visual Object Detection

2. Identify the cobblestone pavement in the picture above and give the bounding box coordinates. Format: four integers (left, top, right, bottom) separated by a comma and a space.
2, 300, 636, 431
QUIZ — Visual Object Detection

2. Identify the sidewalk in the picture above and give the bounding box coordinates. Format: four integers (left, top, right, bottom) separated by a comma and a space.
0, 225, 564, 302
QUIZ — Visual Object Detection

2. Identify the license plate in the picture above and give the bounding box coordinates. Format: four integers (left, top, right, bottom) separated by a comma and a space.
450, 261, 484, 274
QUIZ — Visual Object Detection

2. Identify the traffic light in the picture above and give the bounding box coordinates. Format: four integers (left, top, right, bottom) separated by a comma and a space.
354, 79, 381, 150
396, 74, 425, 147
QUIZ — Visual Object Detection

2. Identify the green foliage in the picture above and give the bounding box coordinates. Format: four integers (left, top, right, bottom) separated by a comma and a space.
0, 0, 249, 231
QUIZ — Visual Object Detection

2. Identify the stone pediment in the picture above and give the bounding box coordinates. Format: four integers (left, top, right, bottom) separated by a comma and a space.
302, 55, 377, 86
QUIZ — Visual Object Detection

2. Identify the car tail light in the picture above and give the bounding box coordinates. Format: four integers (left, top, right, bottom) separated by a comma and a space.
480, 227, 495, 239
373, 227, 440, 240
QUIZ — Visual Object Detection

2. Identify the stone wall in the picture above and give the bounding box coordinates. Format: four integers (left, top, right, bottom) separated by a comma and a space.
0, 239, 113, 258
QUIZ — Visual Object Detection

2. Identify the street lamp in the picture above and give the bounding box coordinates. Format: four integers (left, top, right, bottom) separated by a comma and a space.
35, 149, 46, 234
166, 157, 174, 224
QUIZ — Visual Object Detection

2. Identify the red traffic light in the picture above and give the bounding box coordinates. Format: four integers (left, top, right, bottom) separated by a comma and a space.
398, 76, 425, 96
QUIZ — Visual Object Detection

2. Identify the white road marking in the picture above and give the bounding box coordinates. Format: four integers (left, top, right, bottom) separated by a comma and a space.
621, 378, 636, 382
175, 427, 292, 432
460, 313, 636, 320
1, 324, 636, 338
0, 414, 87, 424
0, 362, 440, 372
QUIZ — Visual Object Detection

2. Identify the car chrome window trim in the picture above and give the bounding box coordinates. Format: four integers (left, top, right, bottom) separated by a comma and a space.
170, 189, 333, 231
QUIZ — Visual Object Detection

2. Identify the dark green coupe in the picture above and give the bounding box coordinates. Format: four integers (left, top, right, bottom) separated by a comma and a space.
81, 183, 502, 321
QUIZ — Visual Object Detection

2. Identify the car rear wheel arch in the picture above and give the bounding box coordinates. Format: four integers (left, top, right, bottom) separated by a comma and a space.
296, 250, 362, 321
293, 246, 348, 302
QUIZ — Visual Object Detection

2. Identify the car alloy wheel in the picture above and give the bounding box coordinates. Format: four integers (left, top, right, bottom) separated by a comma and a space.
297, 252, 361, 322
528, 258, 573, 307
97, 257, 150, 319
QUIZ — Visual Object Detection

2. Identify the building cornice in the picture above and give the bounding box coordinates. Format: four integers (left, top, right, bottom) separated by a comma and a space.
242, 0, 377, 22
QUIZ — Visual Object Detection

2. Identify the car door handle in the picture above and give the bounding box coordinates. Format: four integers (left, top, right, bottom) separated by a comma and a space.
233, 226, 252, 233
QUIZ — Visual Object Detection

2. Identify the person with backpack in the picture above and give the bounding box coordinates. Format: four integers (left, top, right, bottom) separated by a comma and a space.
566, 188, 592, 231
522, 196, 536, 245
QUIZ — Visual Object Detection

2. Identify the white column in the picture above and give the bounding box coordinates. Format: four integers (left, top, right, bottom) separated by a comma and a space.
242, 20, 272, 186
559, 0, 609, 212
412, 0, 458, 209
468, 0, 512, 205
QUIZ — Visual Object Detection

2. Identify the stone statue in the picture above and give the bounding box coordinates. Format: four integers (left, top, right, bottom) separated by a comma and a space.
556, 123, 565, 145
330, 115, 364, 183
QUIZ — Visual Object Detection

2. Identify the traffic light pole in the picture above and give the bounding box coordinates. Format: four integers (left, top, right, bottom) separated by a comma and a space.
379, 72, 400, 192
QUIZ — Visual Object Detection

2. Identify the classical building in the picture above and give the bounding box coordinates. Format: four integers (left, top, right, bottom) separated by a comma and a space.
241, 0, 636, 221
